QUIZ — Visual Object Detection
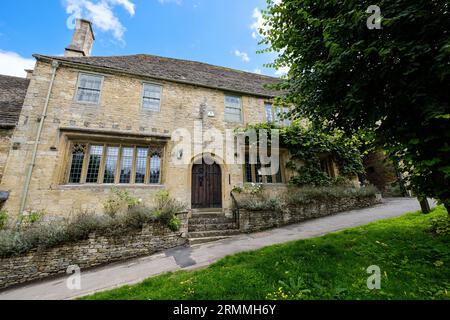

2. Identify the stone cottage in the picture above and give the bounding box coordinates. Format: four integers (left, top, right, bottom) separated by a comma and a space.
0, 19, 340, 217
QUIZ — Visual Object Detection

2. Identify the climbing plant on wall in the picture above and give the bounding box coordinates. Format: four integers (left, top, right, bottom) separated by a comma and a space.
242, 121, 364, 187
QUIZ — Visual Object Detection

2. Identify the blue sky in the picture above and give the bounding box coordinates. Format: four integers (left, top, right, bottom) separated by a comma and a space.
0, 0, 285, 78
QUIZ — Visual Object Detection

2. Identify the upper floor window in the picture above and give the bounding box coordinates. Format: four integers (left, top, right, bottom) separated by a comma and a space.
76, 73, 103, 104
66, 142, 163, 185
224, 95, 242, 122
142, 83, 162, 112
265, 103, 291, 126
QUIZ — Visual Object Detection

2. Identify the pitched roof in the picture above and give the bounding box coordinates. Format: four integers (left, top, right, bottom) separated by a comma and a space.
0, 75, 30, 127
35, 54, 281, 97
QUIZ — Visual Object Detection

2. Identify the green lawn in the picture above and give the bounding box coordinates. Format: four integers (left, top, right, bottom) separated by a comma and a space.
82, 206, 450, 300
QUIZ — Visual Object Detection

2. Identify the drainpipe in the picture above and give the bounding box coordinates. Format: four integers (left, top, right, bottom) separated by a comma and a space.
19, 60, 59, 215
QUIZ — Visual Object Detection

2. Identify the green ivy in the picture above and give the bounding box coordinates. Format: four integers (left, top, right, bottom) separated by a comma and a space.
242, 121, 364, 187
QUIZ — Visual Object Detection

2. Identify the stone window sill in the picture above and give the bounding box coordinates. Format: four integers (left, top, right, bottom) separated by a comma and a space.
53, 184, 166, 190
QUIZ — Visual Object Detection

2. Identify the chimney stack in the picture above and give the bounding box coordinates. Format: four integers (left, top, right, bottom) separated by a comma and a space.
64, 19, 95, 57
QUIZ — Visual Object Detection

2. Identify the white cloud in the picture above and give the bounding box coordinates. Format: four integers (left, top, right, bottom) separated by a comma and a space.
234, 50, 250, 63
158, 0, 182, 4
250, 8, 265, 39
275, 65, 290, 76
0, 50, 35, 78
64, 0, 136, 41
253, 68, 262, 74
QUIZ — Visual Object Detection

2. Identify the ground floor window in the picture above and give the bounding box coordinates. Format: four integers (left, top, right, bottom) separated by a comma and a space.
67, 142, 163, 185
244, 153, 283, 184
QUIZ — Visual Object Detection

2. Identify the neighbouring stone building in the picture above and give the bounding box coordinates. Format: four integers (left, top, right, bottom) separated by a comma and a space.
0, 19, 343, 217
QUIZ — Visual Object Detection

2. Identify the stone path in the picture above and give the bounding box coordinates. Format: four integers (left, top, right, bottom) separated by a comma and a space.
0, 198, 433, 300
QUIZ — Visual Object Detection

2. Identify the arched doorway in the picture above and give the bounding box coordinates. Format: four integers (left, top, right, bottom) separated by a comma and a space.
191, 159, 222, 209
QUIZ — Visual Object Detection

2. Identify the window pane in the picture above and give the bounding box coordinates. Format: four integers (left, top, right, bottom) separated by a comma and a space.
274, 106, 282, 124
265, 104, 274, 122
68, 144, 86, 183
142, 84, 162, 111
76, 74, 102, 104
103, 147, 119, 183
225, 96, 242, 122
149, 152, 161, 184
135, 148, 148, 184
86, 145, 103, 183
283, 108, 291, 126
120, 147, 134, 184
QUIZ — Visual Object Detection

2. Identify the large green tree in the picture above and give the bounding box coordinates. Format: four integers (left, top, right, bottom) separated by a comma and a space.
261, 0, 450, 215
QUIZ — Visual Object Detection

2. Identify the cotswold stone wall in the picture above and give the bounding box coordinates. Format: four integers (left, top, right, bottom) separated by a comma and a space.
0, 128, 14, 185
238, 196, 381, 233
0, 213, 188, 290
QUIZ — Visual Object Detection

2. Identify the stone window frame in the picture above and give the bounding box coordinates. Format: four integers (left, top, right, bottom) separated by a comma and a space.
224, 94, 243, 123
140, 81, 164, 113
64, 140, 164, 186
74, 72, 105, 105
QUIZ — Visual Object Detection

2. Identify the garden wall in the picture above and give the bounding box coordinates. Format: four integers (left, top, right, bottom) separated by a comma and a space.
239, 196, 380, 233
0, 212, 188, 290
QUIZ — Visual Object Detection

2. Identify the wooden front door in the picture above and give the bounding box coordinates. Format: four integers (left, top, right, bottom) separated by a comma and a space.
191, 161, 222, 208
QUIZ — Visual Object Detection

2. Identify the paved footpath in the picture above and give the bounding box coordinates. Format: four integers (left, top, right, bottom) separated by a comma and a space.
0, 198, 434, 300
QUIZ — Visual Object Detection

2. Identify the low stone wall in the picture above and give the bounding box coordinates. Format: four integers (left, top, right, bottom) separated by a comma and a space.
238, 196, 380, 233
0, 212, 188, 290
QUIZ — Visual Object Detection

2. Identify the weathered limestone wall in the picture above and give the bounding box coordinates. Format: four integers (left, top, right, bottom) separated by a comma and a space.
0, 128, 14, 184
0, 213, 188, 290
238, 196, 381, 233
1, 60, 271, 216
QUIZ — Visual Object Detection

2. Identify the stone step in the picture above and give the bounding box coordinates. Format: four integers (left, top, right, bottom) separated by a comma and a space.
190, 216, 235, 224
188, 222, 237, 232
188, 229, 241, 239
188, 236, 233, 245
192, 208, 223, 214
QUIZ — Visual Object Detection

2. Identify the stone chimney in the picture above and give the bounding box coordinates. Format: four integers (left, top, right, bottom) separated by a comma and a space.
64, 19, 95, 57
25, 69, 34, 79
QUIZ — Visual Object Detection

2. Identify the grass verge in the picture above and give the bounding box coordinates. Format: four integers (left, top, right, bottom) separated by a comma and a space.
82, 206, 450, 300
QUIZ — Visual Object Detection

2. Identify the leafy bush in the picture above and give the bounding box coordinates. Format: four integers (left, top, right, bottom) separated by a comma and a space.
167, 216, 182, 232
0, 192, 186, 258
0, 210, 8, 230
239, 197, 283, 211
19, 210, 45, 227
430, 214, 450, 236
103, 187, 141, 217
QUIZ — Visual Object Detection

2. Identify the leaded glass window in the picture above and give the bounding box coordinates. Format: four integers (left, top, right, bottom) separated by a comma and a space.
86, 145, 103, 183
103, 147, 119, 183
68, 144, 87, 183
135, 148, 148, 183
66, 143, 164, 185
149, 149, 162, 184
120, 147, 134, 184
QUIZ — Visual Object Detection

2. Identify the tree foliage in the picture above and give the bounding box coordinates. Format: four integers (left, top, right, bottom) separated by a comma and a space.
261, 0, 450, 213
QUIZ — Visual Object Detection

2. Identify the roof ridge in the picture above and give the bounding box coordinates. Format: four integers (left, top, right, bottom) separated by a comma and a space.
42, 53, 279, 80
